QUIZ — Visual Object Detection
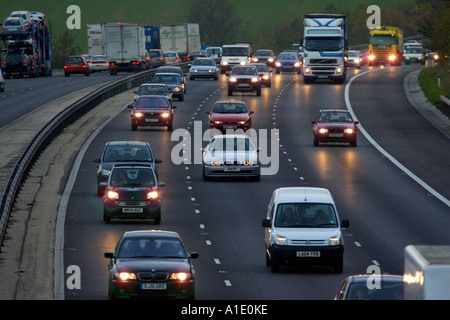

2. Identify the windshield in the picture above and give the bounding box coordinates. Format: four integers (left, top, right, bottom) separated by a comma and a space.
369, 35, 397, 45
274, 203, 337, 228
278, 53, 298, 60
5, 52, 25, 61
213, 103, 247, 113
255, 50, 273, 56
317, 111, 353, 123
209, 136, 255, 152
118, 238, 187, 259
346, 282, 404, 300
222, 46, 249, 56
405, 47, 422, 54
305, 37, 344, 51
109, 168, 155, 187
135, 96, 171, 108
231, 67, 257, 76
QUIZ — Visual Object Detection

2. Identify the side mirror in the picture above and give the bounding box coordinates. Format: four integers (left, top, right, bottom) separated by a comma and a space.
249, 111, 254, 115
311, 121, 316, 124
354, 121, 359, 125
189, 252, 199, 259
93, 158, 100, 164
158, 182, 166, 187
205, 110, 211, 114
104, 252, 114, 259
155, 158, 162, 164
341, 219, 350, 228
262, 218, 271, 228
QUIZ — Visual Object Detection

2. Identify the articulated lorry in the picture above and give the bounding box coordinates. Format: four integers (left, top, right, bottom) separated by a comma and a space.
87, 23, 106, 56
104, 23, 151, 75
302, 14, 347, 84
1, 12, 52, 78
404, 245, 450, 300
368, 26, 403, 66
159, 23, 201, 62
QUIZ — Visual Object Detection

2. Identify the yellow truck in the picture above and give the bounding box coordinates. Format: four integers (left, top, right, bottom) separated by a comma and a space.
368, 26, 403, 66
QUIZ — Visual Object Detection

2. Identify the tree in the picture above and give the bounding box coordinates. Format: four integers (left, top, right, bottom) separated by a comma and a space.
52, 30, 81, 69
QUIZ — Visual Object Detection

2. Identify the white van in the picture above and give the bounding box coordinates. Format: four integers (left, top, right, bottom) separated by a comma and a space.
262, 187, 349, 273
220, 43, 252, 74
205, 46, 222, 64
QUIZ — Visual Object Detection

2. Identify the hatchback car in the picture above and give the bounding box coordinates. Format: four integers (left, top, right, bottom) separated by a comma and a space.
93, 141, 162, 196
155, 66, 187, 93
163, 51, 180, 64
148, 49, 166, 67
227, 65, 262, 96
311, 109, 358, 147
2, 49, 37, 78
104, 230, 198, 299
347, 50, 361, 69
9, 11, 33, 31
205, 100, 254, 133
89, 55, 108, 72
64, 55, 90, 77
275, 51, 301, 74
151, 73, 184, 101
0, 71, 5, 92
102, 164, 165, 224
189, 57, 219, 80
133, 83, 172, 102
202, 134, 260, 181
335, 274, 404, 300
250, 63, 272, 87
129, 95, 176, 131
262, 187, 349, 273
252, 49, 276, 67
1, 17, 28, 37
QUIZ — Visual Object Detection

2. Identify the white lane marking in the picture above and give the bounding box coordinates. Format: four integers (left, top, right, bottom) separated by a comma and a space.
345, 70, 450, 208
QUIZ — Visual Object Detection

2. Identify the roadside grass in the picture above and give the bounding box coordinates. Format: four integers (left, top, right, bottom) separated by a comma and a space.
418, 61, 450, 119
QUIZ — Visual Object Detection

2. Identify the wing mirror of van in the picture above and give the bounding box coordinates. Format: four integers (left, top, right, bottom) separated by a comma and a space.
341, 219, 350, 228
262, 218, 271, 228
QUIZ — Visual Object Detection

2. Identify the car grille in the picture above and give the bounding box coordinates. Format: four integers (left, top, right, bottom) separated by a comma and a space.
291, 240, 327, 246
138, 272, 169, 281
116, 201, 148, 206
310, 59, 338, 64
311, 66, 336, 75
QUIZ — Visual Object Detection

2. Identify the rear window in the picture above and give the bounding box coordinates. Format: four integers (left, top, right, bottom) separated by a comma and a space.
103, 145, 152, 162
5, 52, 25, 61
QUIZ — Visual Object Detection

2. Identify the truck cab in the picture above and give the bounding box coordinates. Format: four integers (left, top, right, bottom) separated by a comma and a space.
220, 43, 252, 74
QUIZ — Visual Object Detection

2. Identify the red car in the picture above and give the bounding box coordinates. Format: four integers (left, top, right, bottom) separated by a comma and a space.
205, 100, 254, 133
312, 109, 358, 147
64, 55, 90, 77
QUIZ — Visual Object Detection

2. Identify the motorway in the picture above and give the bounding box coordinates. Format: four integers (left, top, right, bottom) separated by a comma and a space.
1, 64, 450, 301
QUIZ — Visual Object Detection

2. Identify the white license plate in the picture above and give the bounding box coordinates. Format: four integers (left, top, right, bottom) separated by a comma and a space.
296, 251, 320, 257
238, 83, 250, 87
224, 167, 240, 172
145, 118, 159, 123
140, 283, 167, 290
329, 133, 344, 137
122, 208, 143, 213
223, 126, 236, 129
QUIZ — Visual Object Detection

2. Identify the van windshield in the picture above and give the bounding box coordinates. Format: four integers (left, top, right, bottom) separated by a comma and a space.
274, 203, 337, 228
222, 47, 249, 56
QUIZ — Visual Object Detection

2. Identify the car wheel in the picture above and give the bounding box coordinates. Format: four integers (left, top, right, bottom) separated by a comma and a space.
313, 136, 319, 146
270, 252, 280, 272
256, 88, 261, 96
65, 73, 69, 77
334, 254, 344, 273
179, 94, 184, 101
131, 123, 137, 131
103, 212, 111, 224
350, 138, 357, 147
227, 88, 233, 96
168, 121, 173, 131
154, 212, 161, 225
97, 186, 104, 197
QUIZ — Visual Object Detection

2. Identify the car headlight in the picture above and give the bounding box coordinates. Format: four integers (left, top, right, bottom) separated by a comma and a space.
115, 272, 137, 281
389, 54, 396, 61
221, 61, 228, 66
243, 161, 255, 166
170, 272, 191, 281
329, 236, 341, 246
161, 112, 170, 118
336, 66, 343, 73
240, 61, 247, 65
229, 77, 237, 82
107, 190, 119, 200
174, 87, 181, 92
344, 128, 354, 134
318, 128, 328, 134
134, 112, 144, 118
262, 75, 269, 80
275, 61, 281, 67
237, 121, 246, 125
213, 120, 223, 124
251, 77, 259, 82
304, 67, 311, 74
294, 62, 300, 67
369, 55, 375, 60
275, 236, 287, 245
268, 58, 274, 62
207, 161, 222, 166
147, 191, 159, 200
355, 58, 360, 63
252, 57, 259, 62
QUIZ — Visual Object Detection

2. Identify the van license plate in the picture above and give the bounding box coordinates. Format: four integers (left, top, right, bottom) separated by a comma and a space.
296, 251, 320, 257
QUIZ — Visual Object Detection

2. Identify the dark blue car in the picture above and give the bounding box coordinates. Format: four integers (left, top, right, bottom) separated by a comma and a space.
275, 51, 301, 74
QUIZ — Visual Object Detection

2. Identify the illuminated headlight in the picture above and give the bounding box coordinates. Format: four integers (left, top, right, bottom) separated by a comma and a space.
268, 58, 274, 62
252, 57, 259, 62
221, 61, 228, 66
275, 236, 287, 245
229, 77, 237, 82
207, 161, 222, 166
174, 87, 181, 92
389, 55, 396, 61
251, 77, 259, 82
170, 272, 191, 281
318, 128, 328, 134
329, 236, 341, 246
243, 161, 255, 166
107, 190, 119, 200
161, 112, 170, 118
433, 54, 438, 60
336, 66, 343, 73
304, 67, 311, 74
418, 57, 422, 60
147, 191, 159, 200
240, 61, 247, 65
115, 272, 137, 281
369, 55, 375, 60
294, 62, 300, 67
191, 68, 197, 73
134, 112, 144, 118
237, 121, 246, 125
262, 75, 269, 80
344, 128, 354, 134
275, 61, 281, 67
214, 120, 222, 124
355, 58, 360, 63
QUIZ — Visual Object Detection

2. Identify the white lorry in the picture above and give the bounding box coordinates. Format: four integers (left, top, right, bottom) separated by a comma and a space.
87, 23, 106, 56
404, 245, 450, 299
302, 14, 347, 84
219, 43, 253, 74
104, 22, 151, 75
159, 23, 201, 62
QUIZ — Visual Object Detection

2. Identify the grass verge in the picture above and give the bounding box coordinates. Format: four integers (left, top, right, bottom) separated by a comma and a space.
418, 61, 450, 119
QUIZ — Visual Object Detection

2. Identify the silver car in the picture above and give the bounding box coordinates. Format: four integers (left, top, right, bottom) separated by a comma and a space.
133, 83, 172, 102
189, 57, 219, 80
1, 17, 28, 36
202, 134, 260, 181
0, 71, 4, 92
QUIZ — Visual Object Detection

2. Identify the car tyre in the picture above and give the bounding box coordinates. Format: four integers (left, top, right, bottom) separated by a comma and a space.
313, 136, 319, 147
131, 123, 137, 131
103, 212, 111, 224
178, 94, 184, 101
256, 87, 261, 96
334, 255, 344, 273
227, 88, 233, 96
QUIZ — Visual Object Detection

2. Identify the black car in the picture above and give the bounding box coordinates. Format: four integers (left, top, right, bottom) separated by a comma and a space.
93, 141, 162, 196
129, 95, 176, 131
104, 230, 198, 299
187, 49, 207, 61
155, 66, 187, 93
227, 65, 262, 96
102, 164, 165, 224
2, 49, 38, 78
335, 274, 404, 300
151, 73, 184, 101
252, 49, 276, 67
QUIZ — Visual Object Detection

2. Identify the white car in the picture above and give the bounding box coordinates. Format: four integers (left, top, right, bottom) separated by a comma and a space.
202, 134, 260, 181
347, 50, 361, 69
89, 55, 108, 72
163, 51, 180, 64
189, 57, 219, 80
262, 187, 349, 273
0, 71, 5, 92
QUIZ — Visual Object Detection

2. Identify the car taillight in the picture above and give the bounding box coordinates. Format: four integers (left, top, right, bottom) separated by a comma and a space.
22, 60, 27, 66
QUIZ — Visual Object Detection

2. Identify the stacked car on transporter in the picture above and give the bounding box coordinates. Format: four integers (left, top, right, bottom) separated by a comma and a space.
1, 11, 52, 78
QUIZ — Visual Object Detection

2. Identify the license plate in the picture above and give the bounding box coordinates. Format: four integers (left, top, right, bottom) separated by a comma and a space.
141, 283, 167, 290
122, 208, 143, 213
223, 126, 236, 129
318, 75, 328, 79
11, 72, 20, 75
329, 133, 344, 137
238, 83, 250, 87
166, 59, 173, 62
297, 251, 320, 257
224, 167, 240, 172
145, 118, 159, 122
